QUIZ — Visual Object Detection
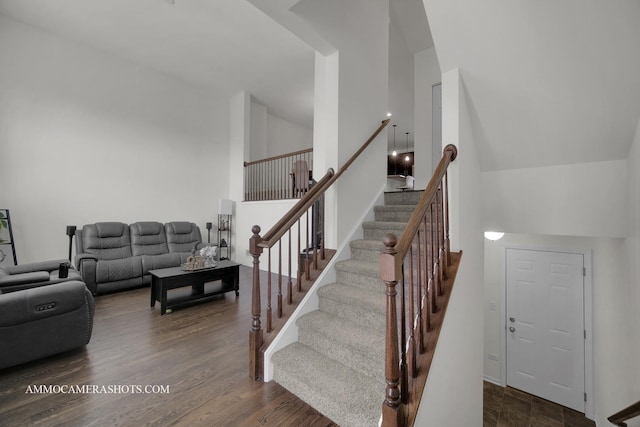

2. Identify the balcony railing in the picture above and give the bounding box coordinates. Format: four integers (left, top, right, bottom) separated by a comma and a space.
244, 148, 313, 201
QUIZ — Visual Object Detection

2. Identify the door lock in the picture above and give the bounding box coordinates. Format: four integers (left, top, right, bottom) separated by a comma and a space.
509, 326, 516, 333
509, 317, 515, 323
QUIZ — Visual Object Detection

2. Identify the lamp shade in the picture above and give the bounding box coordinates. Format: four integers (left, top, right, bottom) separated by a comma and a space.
218, 199, 233, 215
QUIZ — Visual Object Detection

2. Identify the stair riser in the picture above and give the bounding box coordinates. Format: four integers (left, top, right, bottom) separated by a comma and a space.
318, 294, 386, 329
298, 325, 385, 382
363, 227, 406, 240
384, 191, 423, 205
374, 210, 414, 222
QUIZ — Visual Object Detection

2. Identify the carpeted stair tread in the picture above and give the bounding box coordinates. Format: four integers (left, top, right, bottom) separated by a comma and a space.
350, 239, 386, 251
272, 342, 384, 427
350, 239, 386, 262
374, 204, 416, 222
317, 283, 386, 328
335, 259, 380, 277
297, 311, 386, 381
362, 220, 407, 240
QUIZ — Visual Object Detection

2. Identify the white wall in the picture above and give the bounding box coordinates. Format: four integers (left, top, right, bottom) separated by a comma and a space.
388, 10, 414, 158
625, 117, 640, 426
414, 47, 441, 188
483, 160, 629, 239
416, 68, 484, 426
250, 99, 312, 161
267, 113, 312, 156
0, 16, 229, 264
292, 0, 390, 250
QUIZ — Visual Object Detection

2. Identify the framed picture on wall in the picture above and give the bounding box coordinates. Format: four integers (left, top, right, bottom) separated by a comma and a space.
0, 209, 17, 267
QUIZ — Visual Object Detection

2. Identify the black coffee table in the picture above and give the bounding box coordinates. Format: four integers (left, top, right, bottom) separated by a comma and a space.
149, 260, 240, 315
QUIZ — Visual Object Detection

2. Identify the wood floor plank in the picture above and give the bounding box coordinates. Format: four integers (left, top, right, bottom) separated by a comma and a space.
0, 266, 337, 427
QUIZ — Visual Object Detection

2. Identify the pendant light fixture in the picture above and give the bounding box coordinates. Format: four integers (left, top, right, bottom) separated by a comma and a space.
405, 132, 410, 162
392, 124, 397, 157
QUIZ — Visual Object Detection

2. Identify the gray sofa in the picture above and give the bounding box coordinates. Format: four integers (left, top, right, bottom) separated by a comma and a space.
0, 273, 94, 369
75, 221, 203, 295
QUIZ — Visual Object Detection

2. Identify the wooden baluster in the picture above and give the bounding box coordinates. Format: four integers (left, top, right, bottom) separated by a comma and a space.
437, 186, 444, 295
380, 233, 401, 427
436, 186, 447, 284
398, 261, 407, 405
433, 190, 442, 296
444, 170, 451, 268
288, 229, 293, 304
320, 194, 326, 260
278, 240, 283, 318
267, 247, 272, 333
429, 201, 437, 313
422, 215, 431, 335
305, 209, 310, 281
296, 219, 302, 292
249, 225, 263, 380
408, 239, 417, 379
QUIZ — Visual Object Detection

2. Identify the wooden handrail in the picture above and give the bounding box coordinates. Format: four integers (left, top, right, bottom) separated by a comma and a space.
259, 118, 390, 247
393, 144, 457, 262
249, 118, 390, 380
243, 148, 313, 167
608, 400, 640, 427
380, 144, 459, 427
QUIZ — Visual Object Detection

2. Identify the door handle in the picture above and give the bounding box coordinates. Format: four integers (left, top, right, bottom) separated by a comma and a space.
509, 326, 516, 333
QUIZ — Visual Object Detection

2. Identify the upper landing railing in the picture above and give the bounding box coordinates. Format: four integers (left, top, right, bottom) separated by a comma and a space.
244, 148, 313, 201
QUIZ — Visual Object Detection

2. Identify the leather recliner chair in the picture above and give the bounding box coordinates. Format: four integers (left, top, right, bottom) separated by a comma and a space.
0, 278, 94, 370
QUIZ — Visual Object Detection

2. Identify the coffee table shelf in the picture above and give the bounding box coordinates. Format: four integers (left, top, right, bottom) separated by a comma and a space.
150, 260, 239, 315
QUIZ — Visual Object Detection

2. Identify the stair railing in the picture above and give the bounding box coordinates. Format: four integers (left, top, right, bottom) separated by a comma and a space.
608, 400, 640, 426
380, 144, 459, 426
249, 119, 391, 380
244, 148, 313, 201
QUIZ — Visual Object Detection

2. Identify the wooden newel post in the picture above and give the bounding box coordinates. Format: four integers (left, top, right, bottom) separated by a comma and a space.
249, 225, 264, 380
380, 233, 402, 427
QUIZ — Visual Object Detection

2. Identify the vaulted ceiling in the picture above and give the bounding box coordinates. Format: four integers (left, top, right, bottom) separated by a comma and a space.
424, 0, 640, 171
0, 0, 316, 127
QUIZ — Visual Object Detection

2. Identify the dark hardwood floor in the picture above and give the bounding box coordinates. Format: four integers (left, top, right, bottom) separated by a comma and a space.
484, 381, 596, 427
0, 266, 337, 427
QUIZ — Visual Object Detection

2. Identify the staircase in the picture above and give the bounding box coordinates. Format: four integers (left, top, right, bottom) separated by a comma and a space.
271, 190, 423, 427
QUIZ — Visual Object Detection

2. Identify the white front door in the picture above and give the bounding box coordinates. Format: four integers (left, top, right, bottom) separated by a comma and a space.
506, 248, 585, 412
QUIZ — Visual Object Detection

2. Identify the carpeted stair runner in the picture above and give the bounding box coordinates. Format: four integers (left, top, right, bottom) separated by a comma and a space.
271, 190, 422, 427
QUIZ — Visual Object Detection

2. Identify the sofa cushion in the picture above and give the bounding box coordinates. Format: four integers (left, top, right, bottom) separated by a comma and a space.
95, 258, 142, 284
165, 222, 202, 254
81, 222, 133, 260
130, 222, 170, 256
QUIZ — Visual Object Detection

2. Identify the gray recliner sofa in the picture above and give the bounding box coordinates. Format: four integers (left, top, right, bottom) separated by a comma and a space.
0, 277, 94, 370
75, 221, 203, 295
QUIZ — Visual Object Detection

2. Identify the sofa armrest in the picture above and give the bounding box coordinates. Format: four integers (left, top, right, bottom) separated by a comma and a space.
0, 281, 92, 326
3, 259, 69, 275
0, 271, 50, 290
75, 253, 98, 295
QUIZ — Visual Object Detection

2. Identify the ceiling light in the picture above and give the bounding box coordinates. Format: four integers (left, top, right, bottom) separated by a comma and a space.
387, 112, 392, 117
392, 124, 397, 157
484, 231, 505, 241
